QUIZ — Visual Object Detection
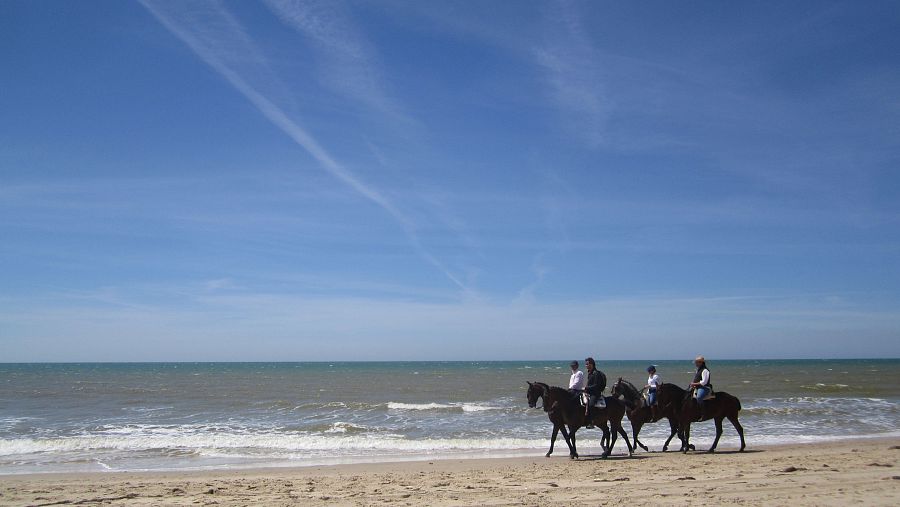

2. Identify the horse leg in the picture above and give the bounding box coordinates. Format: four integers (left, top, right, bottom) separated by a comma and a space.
609, 425, 617, 455
546, 425, 559, 457
617, 423, 633, 456
600, 425, 612, 458
663, 417, 677, 452
709, 417, 723, 453
681, 422, 691, 453
727, 413, 746, 452
558, 424, 576, 458
597, 420, 609, 451
570, 427, 579, 458
633, 421, 649, 452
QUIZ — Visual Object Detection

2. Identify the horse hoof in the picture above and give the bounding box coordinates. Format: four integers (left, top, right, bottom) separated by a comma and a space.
707, 449, 716, 454
689, 445, 696, 451
545, 452, 552, 458
739, 447, 745, 453
662, 446, 668, 452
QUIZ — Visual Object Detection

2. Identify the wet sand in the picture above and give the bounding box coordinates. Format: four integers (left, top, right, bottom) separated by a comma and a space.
2, 438, 898, 506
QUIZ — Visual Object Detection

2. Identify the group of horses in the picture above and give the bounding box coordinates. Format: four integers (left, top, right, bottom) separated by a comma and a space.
525, 378, 746, 459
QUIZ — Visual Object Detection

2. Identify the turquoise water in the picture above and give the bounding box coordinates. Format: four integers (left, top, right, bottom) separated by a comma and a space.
1, 360, 898, 473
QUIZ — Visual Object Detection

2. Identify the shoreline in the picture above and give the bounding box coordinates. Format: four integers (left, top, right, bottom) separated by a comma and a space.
3, 438, 898, 506
3, 432, 899, 478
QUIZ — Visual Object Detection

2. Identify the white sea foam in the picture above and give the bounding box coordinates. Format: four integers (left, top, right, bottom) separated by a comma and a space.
4, 427, 900, 471
460, 404, 498, 412
387, 402, 454, 411
0, 429, 548, 457
386, 402, 502, 412
323, 422, 372, 434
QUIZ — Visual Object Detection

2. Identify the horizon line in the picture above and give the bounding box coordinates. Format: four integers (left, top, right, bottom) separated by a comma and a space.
2, 357, 897, 365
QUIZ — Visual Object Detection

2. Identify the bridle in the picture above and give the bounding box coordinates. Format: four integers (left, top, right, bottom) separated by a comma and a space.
528, 383, 547, 411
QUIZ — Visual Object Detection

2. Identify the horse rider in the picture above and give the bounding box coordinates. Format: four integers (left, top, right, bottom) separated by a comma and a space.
583, 357, 606, 424
646, 365, 661, 419
568, 360, 585, 395
689, 355, 712, 421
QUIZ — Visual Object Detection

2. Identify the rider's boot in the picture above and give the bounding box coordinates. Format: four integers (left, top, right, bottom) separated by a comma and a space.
585, 408, 594, 428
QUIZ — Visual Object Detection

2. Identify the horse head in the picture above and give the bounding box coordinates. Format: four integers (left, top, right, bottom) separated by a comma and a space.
526, 381, 542, 408
613, 378, 641, 402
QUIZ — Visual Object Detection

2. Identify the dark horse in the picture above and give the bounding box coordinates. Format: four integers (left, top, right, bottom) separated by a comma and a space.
678, 388, 746, 453
611, 378, 693, 452
526, 381, 632, 459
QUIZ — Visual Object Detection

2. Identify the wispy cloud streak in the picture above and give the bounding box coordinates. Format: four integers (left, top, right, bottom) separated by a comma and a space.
533, 1, 610, 147
263, 0, 408, 122
138, 0, 466, 290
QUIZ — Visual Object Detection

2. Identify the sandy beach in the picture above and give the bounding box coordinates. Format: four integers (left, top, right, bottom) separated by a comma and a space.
2, 438, 898, 506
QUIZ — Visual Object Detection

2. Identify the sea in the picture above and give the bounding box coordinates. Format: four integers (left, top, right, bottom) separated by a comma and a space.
1, 360, 898, 474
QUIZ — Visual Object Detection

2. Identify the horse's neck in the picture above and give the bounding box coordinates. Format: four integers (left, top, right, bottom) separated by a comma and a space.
663, 383, 686, 396
546, 387, 572, 405
621, 382, 641, 401
535, 383, 554, 411
548, 386, 568, 398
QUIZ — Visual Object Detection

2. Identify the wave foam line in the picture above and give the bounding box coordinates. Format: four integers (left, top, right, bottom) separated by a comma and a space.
0, 433, 547, 456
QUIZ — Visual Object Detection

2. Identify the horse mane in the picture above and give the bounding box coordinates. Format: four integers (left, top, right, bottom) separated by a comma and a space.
660, 382, 686, 395
547, 385, 569, 395
621, 378, 640, 394
531, 381, 551, 396
615, 378, 642, 400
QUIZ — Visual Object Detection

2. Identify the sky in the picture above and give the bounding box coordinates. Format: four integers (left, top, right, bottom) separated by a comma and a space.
1, 0, 899, 361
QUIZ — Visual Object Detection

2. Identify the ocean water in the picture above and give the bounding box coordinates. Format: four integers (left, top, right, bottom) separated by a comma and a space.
1, 360, 898, 474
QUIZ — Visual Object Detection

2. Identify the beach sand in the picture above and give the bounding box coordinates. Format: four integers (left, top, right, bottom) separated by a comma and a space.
2, 438, 898, 506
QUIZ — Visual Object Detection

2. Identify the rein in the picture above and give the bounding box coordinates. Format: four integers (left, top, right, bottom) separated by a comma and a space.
529, 383, 548, 411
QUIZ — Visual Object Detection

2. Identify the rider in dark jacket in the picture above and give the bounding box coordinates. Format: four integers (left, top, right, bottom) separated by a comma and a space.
689, 355, 712, 421
583, 357, 606, 421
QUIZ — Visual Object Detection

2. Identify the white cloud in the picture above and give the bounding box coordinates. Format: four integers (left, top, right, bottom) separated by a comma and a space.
263, 0, 410, 123
4, 289, 898, 361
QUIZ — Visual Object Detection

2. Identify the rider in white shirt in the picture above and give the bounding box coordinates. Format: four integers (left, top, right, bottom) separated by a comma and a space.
646, 365, 661, 419
568, 360, 584, 392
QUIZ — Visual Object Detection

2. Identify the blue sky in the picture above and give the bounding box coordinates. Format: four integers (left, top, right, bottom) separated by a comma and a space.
2, 0, 899, 361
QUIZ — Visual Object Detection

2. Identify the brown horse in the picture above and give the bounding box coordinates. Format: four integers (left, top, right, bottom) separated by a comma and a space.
678, 389, 746, 453
610, 378, 693, 452
526, 381, 632, 459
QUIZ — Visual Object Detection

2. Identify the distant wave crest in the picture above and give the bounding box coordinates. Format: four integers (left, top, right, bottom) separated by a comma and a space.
386, 402, 501, 412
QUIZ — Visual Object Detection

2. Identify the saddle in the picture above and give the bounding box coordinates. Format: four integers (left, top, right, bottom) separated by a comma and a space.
692, 388, 715, 401
640, 387, 654, 408
580, 393, 606, 409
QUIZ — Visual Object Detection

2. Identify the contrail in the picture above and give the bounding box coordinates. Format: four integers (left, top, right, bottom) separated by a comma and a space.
139, 0, 466, 291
